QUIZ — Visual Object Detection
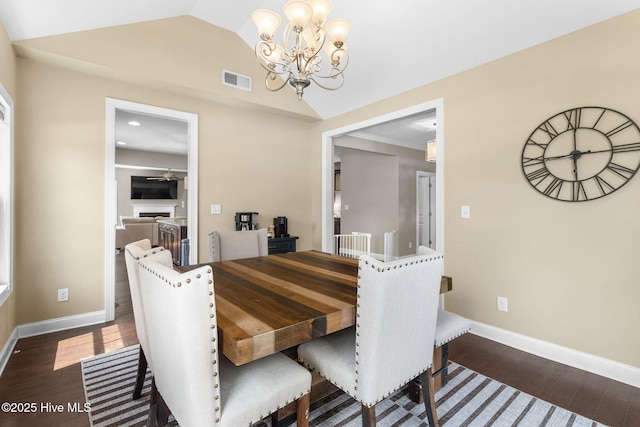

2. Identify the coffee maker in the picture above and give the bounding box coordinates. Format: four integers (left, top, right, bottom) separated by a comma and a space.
273, 216, 288, 238
235, 212, 259, 231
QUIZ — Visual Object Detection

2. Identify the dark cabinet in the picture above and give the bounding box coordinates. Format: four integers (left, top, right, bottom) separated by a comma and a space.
268, 236, 298, 254
157, 219, 188, 265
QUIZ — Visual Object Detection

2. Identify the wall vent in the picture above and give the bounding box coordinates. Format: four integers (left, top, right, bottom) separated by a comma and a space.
222, 70, 252, 91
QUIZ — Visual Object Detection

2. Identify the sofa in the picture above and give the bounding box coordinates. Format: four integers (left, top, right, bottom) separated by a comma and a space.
116, 216, 189, 249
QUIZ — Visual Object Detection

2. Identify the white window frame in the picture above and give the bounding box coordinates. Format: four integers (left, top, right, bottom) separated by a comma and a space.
0, 82, 13, 307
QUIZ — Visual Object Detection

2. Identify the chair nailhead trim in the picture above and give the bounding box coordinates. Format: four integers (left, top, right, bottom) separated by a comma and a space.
138, 258, 222, 406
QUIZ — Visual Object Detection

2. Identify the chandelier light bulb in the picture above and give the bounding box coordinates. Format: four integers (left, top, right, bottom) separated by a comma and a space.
324, 18, 352, 47
308, 0, 333, 27
324, 43, 347, 65
261, 44, 285, 67
251, 9, 281, 41
284, 0, 313, 30
301, 26, 319, 51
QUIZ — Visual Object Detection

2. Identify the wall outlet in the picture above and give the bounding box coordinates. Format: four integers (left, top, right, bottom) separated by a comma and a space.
58, 288, 69, 302
211, 204, 222, 215
497, 296, 508, 312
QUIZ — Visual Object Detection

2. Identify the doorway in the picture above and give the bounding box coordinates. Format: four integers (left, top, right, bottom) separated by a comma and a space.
321, 99, 444, 254
104, 98, 198, 322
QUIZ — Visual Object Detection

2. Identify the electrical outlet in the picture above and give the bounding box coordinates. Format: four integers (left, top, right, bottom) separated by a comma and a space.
497, 296, 508, 312
58, 288, 69, 302
211, 204, 222, 215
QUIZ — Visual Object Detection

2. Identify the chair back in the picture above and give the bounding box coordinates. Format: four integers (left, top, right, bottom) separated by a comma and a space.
208, 229, 269, 262
417, 245, 444, 275
355, 253, 443, 406
123, 239, 173, 370
138, 258, 220, 427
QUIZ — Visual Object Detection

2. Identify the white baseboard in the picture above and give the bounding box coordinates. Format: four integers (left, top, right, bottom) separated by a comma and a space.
16, 310, 106, 339
471, 321, 640, 388
0, 311, 106, 377
0, 328, 18, 377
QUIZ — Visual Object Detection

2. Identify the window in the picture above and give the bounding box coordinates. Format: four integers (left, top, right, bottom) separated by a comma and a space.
0, 83, 13, 306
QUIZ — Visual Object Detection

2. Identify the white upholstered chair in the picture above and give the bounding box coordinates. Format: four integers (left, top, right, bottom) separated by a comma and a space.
208, 228, 269, 262
297, 253, 443, 427
137, 257, 312, 427
123, 239, 174, 399
417, 246, 471, 386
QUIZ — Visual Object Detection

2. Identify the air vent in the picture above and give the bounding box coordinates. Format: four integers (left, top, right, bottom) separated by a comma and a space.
222, 70, 252, 91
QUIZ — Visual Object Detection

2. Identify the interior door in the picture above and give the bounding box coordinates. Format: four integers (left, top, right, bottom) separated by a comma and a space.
417, 172, 436, 249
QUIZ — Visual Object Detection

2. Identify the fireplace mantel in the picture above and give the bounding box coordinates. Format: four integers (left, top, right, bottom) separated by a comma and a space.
132, 203, 177, 217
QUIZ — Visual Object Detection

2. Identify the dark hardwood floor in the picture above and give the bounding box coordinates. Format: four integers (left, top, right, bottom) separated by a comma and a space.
0, 252, 638, 426
0, 252, 139, 427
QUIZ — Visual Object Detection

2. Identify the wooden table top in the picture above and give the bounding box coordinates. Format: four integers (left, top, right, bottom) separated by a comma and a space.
178, 250, 451, 366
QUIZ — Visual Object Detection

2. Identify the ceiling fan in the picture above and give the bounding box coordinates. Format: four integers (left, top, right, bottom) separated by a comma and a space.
146, 169, 184, 181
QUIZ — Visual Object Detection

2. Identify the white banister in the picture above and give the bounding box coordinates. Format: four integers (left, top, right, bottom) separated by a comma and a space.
334, 232, 371, 258
383, 230, 398, 262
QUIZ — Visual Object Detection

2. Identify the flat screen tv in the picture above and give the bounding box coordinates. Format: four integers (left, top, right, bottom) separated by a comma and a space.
131, 176, 178, 199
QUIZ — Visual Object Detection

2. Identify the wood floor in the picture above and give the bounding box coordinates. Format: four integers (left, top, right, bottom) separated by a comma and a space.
0, 253, 638, 426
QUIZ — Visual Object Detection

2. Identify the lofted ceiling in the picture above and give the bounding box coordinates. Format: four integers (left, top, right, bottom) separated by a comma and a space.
2, 1, 639, 153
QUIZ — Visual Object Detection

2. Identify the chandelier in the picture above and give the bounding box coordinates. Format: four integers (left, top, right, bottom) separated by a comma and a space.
251, 0, 352, 100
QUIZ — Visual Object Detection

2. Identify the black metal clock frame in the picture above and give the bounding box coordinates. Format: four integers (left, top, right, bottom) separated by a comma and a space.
521, 106, 640, 202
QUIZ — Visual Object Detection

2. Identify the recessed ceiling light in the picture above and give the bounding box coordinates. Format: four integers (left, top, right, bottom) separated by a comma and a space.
128, 121, 141, 126
411, 119, 437, 130
116, 141, 127, 145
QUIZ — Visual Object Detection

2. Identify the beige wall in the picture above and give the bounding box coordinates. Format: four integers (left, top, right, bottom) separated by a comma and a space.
313, 11, 640, 367
14, 16, 320, 122
0, 18, 16, 352
3, 10, 639, 370
11, 20, 316, 325
340, 149, 398, 255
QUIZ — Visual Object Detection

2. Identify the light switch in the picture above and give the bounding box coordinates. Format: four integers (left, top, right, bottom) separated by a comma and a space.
211, 204, 222, 215
461, 205, 470, 219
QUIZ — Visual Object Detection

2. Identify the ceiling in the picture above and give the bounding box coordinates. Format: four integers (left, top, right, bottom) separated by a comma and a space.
115, 110, 188, 155
3, 1, 639, 153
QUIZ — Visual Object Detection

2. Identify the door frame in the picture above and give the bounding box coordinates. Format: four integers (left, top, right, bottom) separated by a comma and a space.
104, 98, 198, 322
321, 98, 445, 254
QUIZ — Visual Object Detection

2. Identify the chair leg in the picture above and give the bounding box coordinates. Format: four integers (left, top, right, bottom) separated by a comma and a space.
133, 346, 148, 399
296, 393, 310, 427
440, 343, 450, 387
420, 370, 440, 427
148, 378, 171, 427
431, 343, 450, 386
361, 404, 376, 427
148, 378, 159, 427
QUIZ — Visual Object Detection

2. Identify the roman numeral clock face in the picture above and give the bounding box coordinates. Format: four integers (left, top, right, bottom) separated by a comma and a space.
521, 107, 640, 201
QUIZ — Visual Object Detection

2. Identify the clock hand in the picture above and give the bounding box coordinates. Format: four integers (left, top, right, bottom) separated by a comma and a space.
574, 149, 612, 155
545, 147, 619, 161
573, 156, 579, 181
544, 150, 584, 162
544, 153, 575, 161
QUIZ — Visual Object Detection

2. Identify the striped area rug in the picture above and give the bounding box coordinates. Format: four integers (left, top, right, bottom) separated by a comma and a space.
81, 345, 606, 427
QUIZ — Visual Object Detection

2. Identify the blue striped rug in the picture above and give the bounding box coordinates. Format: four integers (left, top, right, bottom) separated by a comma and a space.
81, 345, 607, 426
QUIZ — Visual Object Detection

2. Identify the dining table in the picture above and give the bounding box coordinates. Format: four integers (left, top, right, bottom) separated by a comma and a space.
176, 250, 452, 366
176, 249, 453, 416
